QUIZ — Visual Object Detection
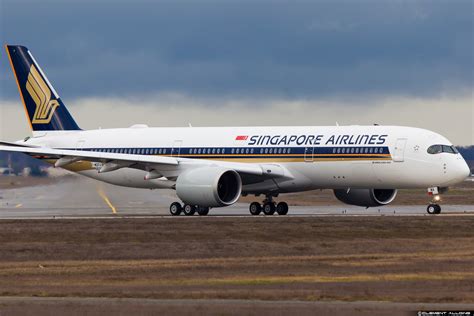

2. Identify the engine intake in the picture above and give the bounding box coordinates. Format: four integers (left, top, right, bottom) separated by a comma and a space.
176, 167, 242, 207
334, 189, 397, 207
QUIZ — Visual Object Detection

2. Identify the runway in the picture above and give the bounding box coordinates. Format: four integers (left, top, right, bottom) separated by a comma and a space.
1, 177, 473, 311
1, 177, 473, 218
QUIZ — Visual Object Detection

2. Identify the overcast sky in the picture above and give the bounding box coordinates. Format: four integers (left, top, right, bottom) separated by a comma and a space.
0, 0, 472, 144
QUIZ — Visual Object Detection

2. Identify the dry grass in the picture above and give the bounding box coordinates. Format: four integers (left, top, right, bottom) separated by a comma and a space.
0, 217, 473, 303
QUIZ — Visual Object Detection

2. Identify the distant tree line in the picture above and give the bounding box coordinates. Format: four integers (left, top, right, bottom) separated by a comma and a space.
0, 152, 48, 176
458, 145, 474, 160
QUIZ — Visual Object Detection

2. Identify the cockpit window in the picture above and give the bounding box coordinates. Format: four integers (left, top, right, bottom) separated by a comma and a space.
442, 145, 455, 154
427, 144, 459, 154
427, 145, 442, 154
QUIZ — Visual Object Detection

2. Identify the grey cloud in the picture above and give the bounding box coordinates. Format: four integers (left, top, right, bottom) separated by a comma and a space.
0, 0, 472, 100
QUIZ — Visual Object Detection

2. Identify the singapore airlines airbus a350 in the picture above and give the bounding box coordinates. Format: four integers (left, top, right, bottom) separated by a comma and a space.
1, 45, 470, 216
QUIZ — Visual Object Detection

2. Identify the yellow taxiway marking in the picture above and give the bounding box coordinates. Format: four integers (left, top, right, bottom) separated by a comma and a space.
97, 188, 117, 214
15, 203, 22, 208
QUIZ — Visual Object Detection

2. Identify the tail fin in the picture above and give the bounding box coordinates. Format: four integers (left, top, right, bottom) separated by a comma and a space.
5, 45, 81, 132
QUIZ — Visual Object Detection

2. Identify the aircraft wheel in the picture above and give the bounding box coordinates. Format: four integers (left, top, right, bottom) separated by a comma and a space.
276, 202, 289, 215
197, 206, 210, 216
183, 204, 196, 216
249, 202, 262, 215
263, 202, 276, 215
427, 204, 441, 215
170, 202, 182, 216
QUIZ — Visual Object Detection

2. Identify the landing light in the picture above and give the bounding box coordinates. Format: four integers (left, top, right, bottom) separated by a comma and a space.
433, 195, 441, 202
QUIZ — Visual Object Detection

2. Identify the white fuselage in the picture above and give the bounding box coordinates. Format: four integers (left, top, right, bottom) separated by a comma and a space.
25, 125, 470, 194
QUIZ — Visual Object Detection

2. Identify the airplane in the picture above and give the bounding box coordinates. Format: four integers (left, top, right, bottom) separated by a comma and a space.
0, 45, 470, 216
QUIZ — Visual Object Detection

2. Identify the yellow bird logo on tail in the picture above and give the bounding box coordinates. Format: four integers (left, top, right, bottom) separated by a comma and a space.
25, 64, 59, 124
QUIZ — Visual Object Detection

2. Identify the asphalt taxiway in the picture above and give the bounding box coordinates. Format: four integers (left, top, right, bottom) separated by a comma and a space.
1, 177, 472, 219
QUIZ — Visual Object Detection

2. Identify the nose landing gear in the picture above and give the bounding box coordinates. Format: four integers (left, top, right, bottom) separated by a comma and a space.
427, 203, 441, 214
426, 187, 442, 215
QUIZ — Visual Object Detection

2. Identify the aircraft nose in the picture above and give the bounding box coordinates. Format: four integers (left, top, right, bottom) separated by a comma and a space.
455, 158, 471, 181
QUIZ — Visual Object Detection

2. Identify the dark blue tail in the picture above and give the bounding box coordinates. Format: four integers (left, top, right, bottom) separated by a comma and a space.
5, 45, 81, 132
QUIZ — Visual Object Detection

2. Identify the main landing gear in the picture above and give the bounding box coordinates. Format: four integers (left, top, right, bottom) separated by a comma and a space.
426, 187, 442, 215
169, 202, 210, 216
249, 196, 289, 216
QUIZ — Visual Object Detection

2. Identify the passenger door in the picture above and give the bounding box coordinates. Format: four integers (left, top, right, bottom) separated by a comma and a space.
393, 138, 407, 162
75, 140, 85, 151
304, 147, 314, 162
171, 140, 183, 157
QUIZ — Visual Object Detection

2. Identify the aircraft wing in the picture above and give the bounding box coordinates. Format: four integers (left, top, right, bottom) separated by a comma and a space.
0, 144, 278, 181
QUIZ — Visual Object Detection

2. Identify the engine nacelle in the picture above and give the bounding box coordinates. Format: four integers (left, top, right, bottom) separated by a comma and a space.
334, 189, 397, 207
176, 167, 242, 207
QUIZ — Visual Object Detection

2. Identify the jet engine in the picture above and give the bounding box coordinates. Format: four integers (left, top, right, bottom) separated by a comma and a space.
176, 167, 242, 207
333, 189, 397, 207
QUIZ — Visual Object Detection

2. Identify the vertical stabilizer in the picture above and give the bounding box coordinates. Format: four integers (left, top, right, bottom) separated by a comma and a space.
5, 45, 81, 132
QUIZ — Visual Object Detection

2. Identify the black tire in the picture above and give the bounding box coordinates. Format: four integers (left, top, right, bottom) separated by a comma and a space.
434, 204, 442, 214
276, 202, 289, 215
197, 206, 210, 216
183, 204, 196, 216
170, 202, 182, 216
263, 202, 276, 215
249, 202, 262, 215
427, 204, 438, 215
